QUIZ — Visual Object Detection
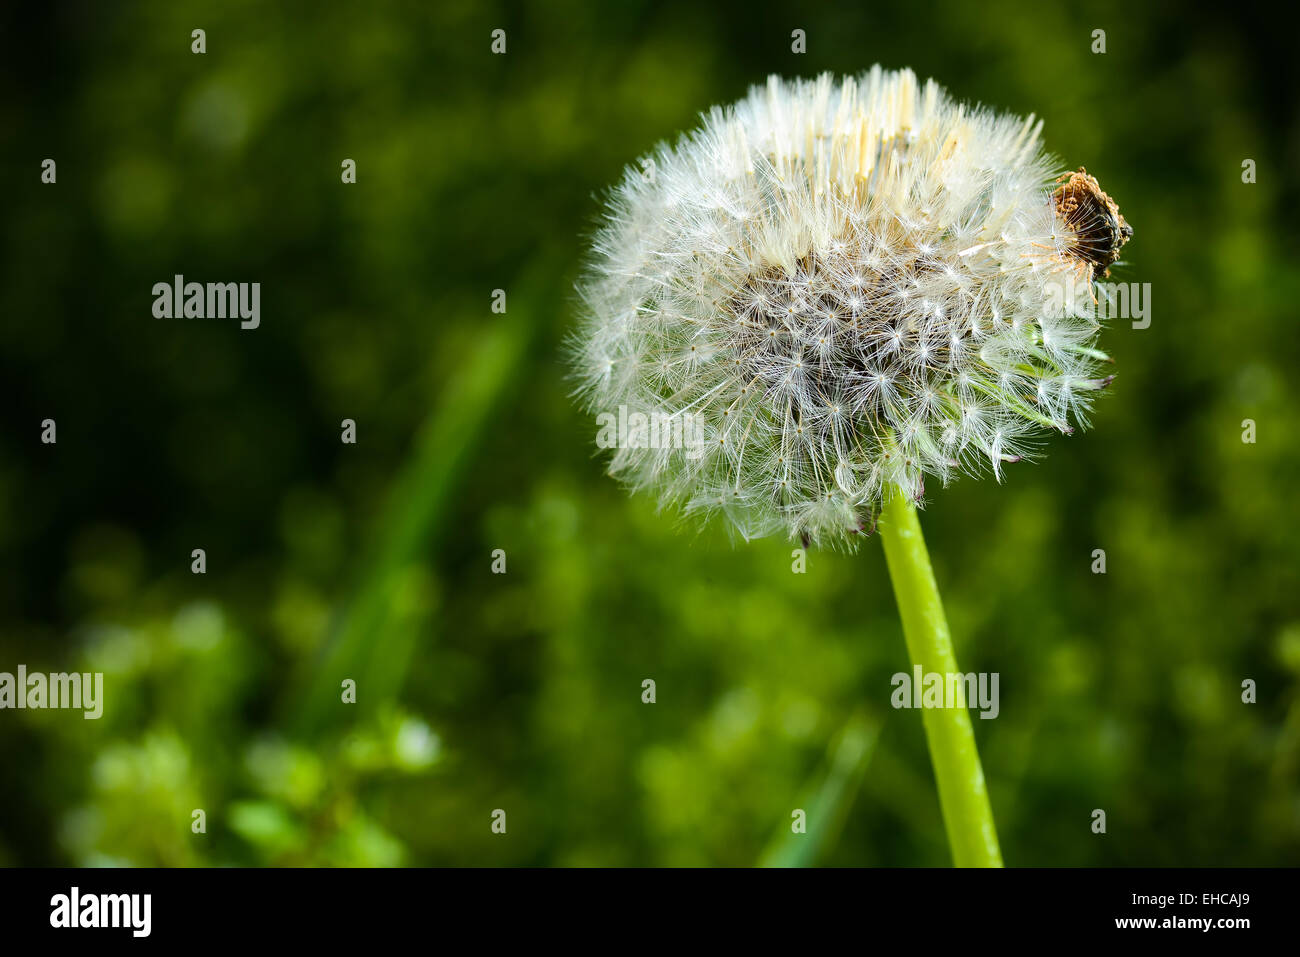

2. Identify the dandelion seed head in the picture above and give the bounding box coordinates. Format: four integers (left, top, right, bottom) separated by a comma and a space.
572, 67, 1131, 547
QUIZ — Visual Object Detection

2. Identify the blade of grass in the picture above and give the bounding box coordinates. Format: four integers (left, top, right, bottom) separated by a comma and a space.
759, 713, 879, 867
289, 260, 560, 735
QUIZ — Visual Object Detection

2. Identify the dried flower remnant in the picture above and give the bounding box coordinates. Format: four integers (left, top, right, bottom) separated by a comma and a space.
572, 68, 1132, 547
1052, 168, 1132, 278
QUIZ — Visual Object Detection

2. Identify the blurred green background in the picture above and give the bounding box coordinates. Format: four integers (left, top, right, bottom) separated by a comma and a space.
1, 0, 1298, 867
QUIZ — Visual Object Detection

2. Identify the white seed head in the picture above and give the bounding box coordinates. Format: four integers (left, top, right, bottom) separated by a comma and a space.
571, 68, 1131, 547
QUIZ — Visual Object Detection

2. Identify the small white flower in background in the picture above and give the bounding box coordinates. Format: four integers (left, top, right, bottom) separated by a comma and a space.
571, 67, 1132, 547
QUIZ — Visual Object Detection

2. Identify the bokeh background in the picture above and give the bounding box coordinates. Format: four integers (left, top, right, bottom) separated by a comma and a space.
1, 0, 1297, 866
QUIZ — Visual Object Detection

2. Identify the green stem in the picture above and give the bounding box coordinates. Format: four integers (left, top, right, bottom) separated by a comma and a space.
877, 489, 1003, 867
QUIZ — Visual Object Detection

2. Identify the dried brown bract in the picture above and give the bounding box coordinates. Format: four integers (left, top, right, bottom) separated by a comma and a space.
1053, 168, 1132, 278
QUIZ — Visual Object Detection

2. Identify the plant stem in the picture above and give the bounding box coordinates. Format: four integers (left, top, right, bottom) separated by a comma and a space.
877, 489, 1003, 867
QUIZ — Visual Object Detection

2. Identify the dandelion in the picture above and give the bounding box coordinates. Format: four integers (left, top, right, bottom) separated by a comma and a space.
570, 68, 1132, 866
573, 67, 1129, 545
